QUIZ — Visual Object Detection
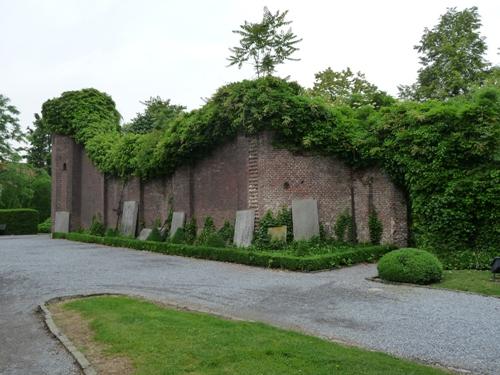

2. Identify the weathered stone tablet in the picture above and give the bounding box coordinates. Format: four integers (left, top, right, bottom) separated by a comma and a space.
169, 212, 186, 238
137, 228, 152, 241
54, 211, 70, 233
292, 199, 319, 240
233, 209, 255, 247
120, 201, 139, 237
268, 225, 287, 242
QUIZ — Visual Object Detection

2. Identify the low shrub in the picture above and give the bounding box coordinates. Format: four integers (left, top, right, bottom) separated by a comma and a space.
197, 217, 216, 245
377, 248, 443, 285
205, 232, 226, 248
334, 210, 356, 243
89, 214, 105, 237
368, 211, 383, 245
105, 228, 119, 237
433, 249, 497, 270
0, 209, 39, 235
218, 220, 234, 245
52, 232, 395, 272
171, 227, 187, 244
146, 227, 164, 242
184, 218, 197, 245
38, 217, 51, 233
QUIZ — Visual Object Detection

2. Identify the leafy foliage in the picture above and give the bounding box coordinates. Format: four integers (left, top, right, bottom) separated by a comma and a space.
184, 217, 197, 245
228, 7, 301, 77
196, 217, 217, 245
54, 232, 395, 272
42, 76, 500, 266
333, 210, 356, 243
377, 248, 443, 285
38, 217, 51, 233
0, 94, 24, 162
368, 211, 383, 245
399, 7, 489, 100
0, 163, 51, 220
310, 67, 394, 108
146, 227, 164, 242
89, 214, 105, 237
254, 207, 293, 249
123, 97, 185, 134
218, 220, 235, 245
0, 209, 39, 235
26, 113, 51, 174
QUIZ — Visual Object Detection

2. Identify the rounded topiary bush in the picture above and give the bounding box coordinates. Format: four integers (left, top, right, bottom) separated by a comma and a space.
377, 248, 443, 285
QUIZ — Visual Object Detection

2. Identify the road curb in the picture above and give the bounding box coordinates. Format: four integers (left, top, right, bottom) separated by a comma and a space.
38, 295, 108, 375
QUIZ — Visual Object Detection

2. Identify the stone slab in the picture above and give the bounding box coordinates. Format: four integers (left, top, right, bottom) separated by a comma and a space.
120, 201, 139, 237
54, 211, 70, 233
233, 209, 255, 247
137, 228, 152, 241
268, 226, 287, 242
292, 198, 319, 241
169, 212, 185, 238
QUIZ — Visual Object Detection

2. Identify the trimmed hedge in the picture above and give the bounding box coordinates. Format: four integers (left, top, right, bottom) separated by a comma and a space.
377, 248, 443, 285
0, 209, 39, 235
52, 232, 395, 272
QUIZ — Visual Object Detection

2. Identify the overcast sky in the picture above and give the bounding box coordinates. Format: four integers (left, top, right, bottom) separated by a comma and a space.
1, 0, 499, 131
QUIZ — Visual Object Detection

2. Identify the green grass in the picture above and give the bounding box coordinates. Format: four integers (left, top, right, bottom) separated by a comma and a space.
63, 296, 447, 375
431, 270, 500, 297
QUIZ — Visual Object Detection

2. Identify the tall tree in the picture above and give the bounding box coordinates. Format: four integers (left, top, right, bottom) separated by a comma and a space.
228, 7, 302, 77
399, 7, 490, 100
0, 94, 24, 162
26, 113, 52, 174
123, 97, 185, 134
310, 67, 394, 108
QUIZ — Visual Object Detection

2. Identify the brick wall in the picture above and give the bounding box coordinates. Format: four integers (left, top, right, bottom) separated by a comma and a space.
52, 133, 407, 245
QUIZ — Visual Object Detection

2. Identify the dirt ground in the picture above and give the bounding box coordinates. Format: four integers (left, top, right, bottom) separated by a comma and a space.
49, 301, 134, 375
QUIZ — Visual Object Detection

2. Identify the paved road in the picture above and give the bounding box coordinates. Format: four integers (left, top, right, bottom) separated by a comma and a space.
1, 235, 499, 374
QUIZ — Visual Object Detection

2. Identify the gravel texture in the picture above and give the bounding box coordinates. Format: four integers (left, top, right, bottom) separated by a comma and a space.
1, 235, 499, 374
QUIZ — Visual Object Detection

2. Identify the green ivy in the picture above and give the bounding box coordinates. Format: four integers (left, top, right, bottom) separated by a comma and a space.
42, 78, 500, 264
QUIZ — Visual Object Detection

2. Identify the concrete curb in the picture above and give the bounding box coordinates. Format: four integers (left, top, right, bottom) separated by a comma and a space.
38, 294, 114, 375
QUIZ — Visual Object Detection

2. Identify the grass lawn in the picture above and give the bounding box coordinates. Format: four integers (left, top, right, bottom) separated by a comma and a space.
432, 270, 500, 297
57, 296, 448, 375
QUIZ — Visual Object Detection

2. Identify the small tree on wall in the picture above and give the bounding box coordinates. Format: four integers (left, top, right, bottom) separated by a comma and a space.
228, 7, 302, 77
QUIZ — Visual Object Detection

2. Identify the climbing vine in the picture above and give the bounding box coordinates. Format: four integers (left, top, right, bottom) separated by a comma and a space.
41, 77, 500, 264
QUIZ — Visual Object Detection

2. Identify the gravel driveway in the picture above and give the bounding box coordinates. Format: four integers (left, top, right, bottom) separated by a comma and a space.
1, 235, 499, 375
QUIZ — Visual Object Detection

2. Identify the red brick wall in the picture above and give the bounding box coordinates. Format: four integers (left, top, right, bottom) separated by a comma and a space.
255, 132, 407, 246
52, 133, 407, 245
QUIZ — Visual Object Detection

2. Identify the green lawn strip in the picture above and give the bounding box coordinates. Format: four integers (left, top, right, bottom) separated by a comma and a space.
431, 270, 500, 297
63, 296, 447, 375
52, 232, 394, 272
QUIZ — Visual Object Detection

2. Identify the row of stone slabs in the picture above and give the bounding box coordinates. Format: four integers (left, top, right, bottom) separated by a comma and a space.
54, 198, 320, 247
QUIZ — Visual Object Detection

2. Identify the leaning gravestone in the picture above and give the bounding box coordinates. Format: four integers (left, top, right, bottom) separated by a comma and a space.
137, 228, 152, 241
292, 199, 319, 241
54, 211, 70, 233
268, 226, 287, 242
169, 212, 186, 238
233, 209, 255, 247
120, 201, 139, 237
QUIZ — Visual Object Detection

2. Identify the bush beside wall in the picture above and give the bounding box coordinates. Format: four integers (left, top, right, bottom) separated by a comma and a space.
52, 232, 395, 272
0, 209, 39, 235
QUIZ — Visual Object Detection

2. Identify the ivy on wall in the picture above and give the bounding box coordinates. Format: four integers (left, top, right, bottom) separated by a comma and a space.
41, 77, 500, 261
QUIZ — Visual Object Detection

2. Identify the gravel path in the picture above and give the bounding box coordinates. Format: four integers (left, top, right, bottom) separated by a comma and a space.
1, 235, 499, 375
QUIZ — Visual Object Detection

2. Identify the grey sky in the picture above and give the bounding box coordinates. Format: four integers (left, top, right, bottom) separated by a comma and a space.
1, 0, 499, 131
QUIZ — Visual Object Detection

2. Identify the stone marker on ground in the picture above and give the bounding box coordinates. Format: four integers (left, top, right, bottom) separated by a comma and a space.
268, 226, 287, 242
292, 198, 319, 241
54, 211, 70, 233
137, 228, 152, 241
169, 212, 186, 238
233, 209, 255, 247
120, 201, 139, 237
